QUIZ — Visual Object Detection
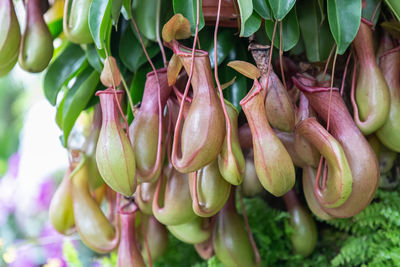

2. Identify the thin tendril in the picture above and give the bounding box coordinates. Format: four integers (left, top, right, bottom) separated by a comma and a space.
100, 42, 135, 116
129, 9, 164, 181
340, 50, 353, 96
166, 101, 173, 164
214, 0, 233, 156
239, 190, 261, 266
120, 75, 135, 114
279, 21, 287, 90
350, 54, 361, 125
314, 48, 338, 194
370, 0, 382, 25
326, 50, 338, 132
263, 20, 278, 102
321, 49, 338, 190
156, 0, 167, 67
171, 0, 201, 163
322, 44, 336, 81
103, 46, 130, 138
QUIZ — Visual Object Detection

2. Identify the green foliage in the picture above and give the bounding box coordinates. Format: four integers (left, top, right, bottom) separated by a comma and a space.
64, 187, 400, 266
327, 0, 362, 54
63, 240, 83, 267
297, 0, 335, 62
89, 0, 112, 50
265, 7, 300, 51
238, 196, 335, 267
324, 188, 400, 266
99, 252, 117, 267
173, 0, 205, 35
205, 256, 224, 267
154, 233, 204, 267
0, 76, 24, 175
43, 44, 87, 106
253, 0, 272, 20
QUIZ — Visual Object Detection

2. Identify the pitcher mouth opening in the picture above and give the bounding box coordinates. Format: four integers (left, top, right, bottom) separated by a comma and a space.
239, 80, 263, 107
171, 41, 209, 57
119, 202, 138, 215
95, 88, 125, 96
147, 67, 168, 78
292, 75, 339, 94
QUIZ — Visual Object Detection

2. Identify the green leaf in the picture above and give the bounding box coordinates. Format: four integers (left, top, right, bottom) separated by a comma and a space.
62, 67, 100, 145
381, 21, 400, 39
317, 0, 326, 23
111, 0, 123, 26
121, 0, 132, 20
199, 28, 235, 69
130, 65, 150, 105
47, 18, 63, 39
298, 0, 335, 62
385, 0, 400, 21
89, 0, 112, 49
132, 0, 160, 41
119, 26, 160, 73
55, 87, 67, 129
127, 64, 151, 123
327, 0, 361, 55
253, 0, 272, 20
237, 0, 253, 37
265, 7, 300, 51
85, 44, 103, 73
43, 44, 87, 105
221, 41, 248, 111
268, 0, 296, 20
243, 12, 262, 37
173, 0, 205, 35
290, 37, 305, 55
362, 0, 381, 26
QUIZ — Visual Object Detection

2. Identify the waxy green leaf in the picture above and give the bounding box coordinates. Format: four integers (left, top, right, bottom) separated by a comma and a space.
199, 28, 235, 69
121, 0, 132, 20
44, 44, 87, 105
111, 0, 123, 26
265, 7, 300, 51
317, 0, 326, 24
89, 0, 112, 49
237, 0, 253, 37
327, 0, 361, 54
173, 0, 205, 35
85, 44, 103, 73
243, 12, 262, 37
298, 0, 335, 62
127, 65, 151, 124
133, 0, 160, 41
268, 0, 296, 20
223, 41, 248, 112
119, 26, 160, 73
253, 0, 272, 20
385, 0, 400, 21
62, 67, 100, 145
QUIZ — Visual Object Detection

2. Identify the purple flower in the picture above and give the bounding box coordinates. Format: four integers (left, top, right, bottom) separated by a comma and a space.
37, 178, 56, 210
40, 223, 67, 265
7, 153, 20, 179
